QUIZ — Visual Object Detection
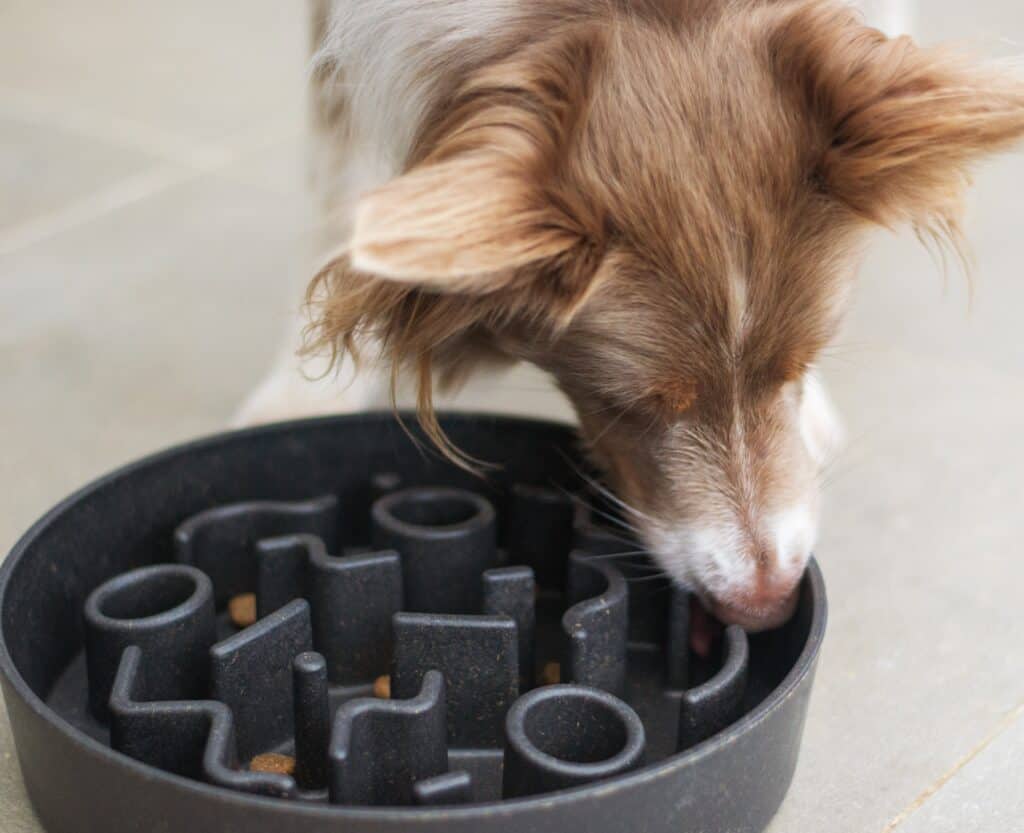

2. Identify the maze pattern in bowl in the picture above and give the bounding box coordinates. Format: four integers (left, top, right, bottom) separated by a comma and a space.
0, 413, 826, 833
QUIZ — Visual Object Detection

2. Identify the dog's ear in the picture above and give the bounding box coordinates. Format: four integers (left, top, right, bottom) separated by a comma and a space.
350, 153, 583, 289
345, 27, 605, 319
772, 3, 1024, 226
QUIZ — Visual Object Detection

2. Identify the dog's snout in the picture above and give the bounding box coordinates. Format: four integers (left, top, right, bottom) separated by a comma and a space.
648, 502, 815, 632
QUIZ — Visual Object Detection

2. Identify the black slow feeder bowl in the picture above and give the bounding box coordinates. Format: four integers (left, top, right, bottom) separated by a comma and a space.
0, 413, 826, 833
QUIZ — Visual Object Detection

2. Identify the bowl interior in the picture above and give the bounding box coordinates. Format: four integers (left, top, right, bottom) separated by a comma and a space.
1, 413, 817, 807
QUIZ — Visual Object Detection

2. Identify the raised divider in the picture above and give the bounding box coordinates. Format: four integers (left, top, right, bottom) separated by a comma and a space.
391, 612, 519, 750
108, 645, 296, 798
562, 552, 629, 697
677, 625, 749, 750
209, 599, 313, 761
254, 534, 403, 685
174, 495, 339, 605
329, 670, 448, 805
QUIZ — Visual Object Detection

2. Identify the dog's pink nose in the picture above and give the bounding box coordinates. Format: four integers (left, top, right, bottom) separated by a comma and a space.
707, 570, 802, 631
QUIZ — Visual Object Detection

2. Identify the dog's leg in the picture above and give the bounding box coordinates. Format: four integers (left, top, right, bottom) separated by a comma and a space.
232, 335, 392, 427
236, 0, 381, 427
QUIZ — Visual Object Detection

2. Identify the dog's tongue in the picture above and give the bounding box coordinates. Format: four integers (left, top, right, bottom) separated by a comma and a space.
689, 596, 721, 659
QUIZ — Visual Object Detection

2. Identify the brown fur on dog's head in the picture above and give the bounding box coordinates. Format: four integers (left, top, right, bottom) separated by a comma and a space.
306, 0, 1024, 628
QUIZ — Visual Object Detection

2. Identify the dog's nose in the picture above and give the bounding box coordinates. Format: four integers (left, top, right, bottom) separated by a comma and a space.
707, 569, 802, 631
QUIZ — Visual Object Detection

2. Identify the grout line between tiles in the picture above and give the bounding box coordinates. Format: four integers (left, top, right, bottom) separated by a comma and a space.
0, 122, 304, 257
0, 165, 198, 256
202, 130, 310, 198
881, 699, 1024, 832
0, 88, 221, 167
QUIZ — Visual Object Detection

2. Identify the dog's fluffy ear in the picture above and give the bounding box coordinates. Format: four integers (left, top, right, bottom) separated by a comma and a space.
347, 27, 604, 310
350, 153, 583, 289
773, 3, 1024, 226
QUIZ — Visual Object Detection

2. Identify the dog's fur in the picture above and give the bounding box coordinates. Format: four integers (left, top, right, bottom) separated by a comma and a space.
243, 0, 1024, 629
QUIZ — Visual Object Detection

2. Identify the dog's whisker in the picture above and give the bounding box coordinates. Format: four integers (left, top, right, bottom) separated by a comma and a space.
584, 478, 656, 524
622, 571, 672, 584
551, 484, 642, 540
579, 549, 652, 561
559, 456, 656, 525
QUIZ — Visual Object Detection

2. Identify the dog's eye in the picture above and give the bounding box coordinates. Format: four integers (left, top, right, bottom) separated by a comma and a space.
780, 359, 810, 385
750, 355, 811, 393
654, 382, 698, 418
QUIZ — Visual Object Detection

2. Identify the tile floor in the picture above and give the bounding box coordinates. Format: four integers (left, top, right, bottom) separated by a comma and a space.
1, 2, 1022, 832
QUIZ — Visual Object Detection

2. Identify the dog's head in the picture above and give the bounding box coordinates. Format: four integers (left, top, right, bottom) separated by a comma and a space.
309, 1, 1024, 629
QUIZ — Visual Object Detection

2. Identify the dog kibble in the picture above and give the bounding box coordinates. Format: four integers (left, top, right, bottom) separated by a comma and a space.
373, 675, 391, 699
228, 593, 257, 628
541, 661, 561, 685
249, 753, 295, 776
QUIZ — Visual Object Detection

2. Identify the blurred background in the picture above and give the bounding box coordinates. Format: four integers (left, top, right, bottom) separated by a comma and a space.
1, 2, 1022, 832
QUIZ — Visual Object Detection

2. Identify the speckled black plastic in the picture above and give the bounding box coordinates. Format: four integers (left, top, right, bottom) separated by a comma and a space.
0, 413, 826, 833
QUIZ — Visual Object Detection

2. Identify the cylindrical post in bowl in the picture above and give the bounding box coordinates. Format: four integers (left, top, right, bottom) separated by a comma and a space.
83, 564, 216, 721
371, 487, 497, 613
502, 684, 646, 798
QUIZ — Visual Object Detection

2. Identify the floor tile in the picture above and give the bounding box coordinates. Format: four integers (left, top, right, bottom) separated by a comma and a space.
0, 174, 303, 557
217, 133, 308, 197
0, 1, 308, 147
0, 713, 38, 833
0, 114, 161, 232
844, 154, 1024, 382
767, 344, 1024, 833
896, 709, 1024, 833
903, 0, 1024, 44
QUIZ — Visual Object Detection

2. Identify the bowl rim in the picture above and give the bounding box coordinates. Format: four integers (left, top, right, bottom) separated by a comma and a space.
0, 411, 828, 822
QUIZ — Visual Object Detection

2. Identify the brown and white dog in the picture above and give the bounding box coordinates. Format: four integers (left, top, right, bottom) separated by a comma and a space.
238, 0, 1024, 631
